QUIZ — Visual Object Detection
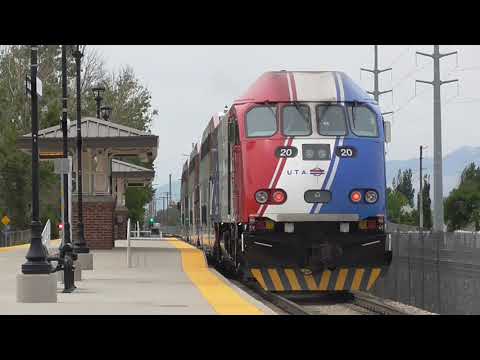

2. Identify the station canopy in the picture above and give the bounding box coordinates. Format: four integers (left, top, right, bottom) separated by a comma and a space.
17, 117, 158, 162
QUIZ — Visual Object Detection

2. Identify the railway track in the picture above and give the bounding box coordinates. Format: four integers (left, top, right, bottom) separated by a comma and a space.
244, 281, 409, 315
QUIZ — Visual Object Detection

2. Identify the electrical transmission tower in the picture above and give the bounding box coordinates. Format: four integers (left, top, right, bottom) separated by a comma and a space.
361, 45, 393, 116
416, 45, 458, 233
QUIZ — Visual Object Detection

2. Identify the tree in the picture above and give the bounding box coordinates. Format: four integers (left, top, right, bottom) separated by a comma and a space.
445, 162, 480, 231
125, 185, 154, 225
0, 45, 156, 231
387, 187, 409, 223
394, 168, 415, 207
417, 174, 432, 229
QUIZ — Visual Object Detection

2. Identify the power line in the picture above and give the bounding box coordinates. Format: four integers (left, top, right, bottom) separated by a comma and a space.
386, 46, 413, 68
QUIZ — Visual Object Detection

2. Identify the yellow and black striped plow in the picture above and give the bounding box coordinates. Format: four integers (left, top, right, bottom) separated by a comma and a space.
250, 267, 384, 292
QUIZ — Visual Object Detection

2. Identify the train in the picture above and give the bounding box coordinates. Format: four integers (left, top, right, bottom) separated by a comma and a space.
180, 70, 393, 292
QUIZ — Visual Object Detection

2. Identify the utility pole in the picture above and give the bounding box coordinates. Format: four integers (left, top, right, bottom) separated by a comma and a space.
169, 173, 172, 208
416, 45, 458, 233
361, 45, 393, 104
419, 145, 424, 230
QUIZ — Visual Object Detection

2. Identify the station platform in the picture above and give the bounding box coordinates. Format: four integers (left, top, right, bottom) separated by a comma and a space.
0, 238, 276, 315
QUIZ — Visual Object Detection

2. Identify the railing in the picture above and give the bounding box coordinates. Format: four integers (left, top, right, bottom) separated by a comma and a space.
41, 219, 51, 250
1, 229, 31, 247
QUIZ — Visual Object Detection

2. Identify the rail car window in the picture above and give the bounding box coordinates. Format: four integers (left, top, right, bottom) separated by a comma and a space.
246, 106, 277, 137
348, 105, 379, 137
282, 104, 312, 136
316, 104, 347, 136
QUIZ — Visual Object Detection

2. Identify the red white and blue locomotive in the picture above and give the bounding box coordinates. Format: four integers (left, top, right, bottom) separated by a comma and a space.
180, 70, 393, 292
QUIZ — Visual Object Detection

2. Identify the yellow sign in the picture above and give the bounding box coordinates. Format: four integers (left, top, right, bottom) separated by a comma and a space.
1, 216, 10, 226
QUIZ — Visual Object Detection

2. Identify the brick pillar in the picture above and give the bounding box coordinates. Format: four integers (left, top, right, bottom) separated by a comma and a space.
72, 195, 115, 250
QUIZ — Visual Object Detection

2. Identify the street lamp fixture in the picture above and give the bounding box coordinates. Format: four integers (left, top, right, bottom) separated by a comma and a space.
100, 105, 112, 122
91, 84, 106, 119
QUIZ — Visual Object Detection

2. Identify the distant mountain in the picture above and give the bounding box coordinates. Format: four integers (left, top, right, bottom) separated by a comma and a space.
387, 146, 480, 196
154, 180, 181, 202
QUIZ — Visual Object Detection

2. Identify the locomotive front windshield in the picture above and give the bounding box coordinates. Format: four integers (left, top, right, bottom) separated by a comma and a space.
348, 105, 379, 137
282, 104, 311, 136
245, 102, 380, 138
246, 106, 277, 137
316, 104, 347, 136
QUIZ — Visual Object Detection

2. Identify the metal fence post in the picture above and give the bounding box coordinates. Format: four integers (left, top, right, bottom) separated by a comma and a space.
127, 219, 131, 268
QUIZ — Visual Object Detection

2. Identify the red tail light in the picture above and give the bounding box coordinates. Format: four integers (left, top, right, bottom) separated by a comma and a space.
58, 223, 63, 230
350, 191, 362, 203
271, 190, 287, 204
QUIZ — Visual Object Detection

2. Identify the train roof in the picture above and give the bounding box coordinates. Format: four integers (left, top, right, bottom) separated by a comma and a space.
234, 71, 374, 104
201, 112, 224, 143
189, 143, 198, 161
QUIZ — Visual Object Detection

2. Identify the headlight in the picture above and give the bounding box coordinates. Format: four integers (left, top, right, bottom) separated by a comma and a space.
255, 190, 269, 204
318, 148, 329, 159
365, 190, 378, 204
304, 149, 315, 159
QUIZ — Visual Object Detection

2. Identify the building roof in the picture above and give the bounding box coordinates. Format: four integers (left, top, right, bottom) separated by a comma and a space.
24, 117, 151, 138
234, 71, 374, 104
18, 117, 158, 162
111, 159, 154, 180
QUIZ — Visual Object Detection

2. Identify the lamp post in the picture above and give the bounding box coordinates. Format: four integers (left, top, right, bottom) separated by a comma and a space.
72, 45, 90, 255
21, 45, 51, 275
59, 45, 76, 292
92, 85, 105, 119
100, 105, 112, 121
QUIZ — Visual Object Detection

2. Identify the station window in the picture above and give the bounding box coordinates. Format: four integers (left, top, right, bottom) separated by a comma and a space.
316, 104, 347, 136
348, 105, 379, 137
282, 104, 311, 136
246, 106, 277, 137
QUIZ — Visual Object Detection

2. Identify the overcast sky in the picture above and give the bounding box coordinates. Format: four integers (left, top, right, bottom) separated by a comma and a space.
92, 45, 480, 186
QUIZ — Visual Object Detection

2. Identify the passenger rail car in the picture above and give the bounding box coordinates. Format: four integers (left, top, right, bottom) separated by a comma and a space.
181, 71, 393, 292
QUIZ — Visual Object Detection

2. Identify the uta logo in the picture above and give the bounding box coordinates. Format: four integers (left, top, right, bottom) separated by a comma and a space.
310, 167, 325, 176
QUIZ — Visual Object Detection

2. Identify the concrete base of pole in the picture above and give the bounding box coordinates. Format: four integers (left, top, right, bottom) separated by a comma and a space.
76, 253, 93, 270
57, 265, 82, 283
16, 273, 57, 303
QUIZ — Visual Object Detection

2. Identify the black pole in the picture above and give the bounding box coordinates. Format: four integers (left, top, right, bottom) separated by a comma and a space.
22, 46, 50, 274
72, 46, 89, 254
60, 45, 75, 292
95, 96, 102, 119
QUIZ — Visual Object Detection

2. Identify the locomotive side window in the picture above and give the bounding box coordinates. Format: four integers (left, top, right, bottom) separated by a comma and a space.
282, 104, 311, 136
316, 104, 347, 136
348, 105, 379, 137
246, 106, 277, 137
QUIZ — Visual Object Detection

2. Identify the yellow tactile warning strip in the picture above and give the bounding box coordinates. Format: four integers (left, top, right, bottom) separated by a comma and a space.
168, 239, 264, 315
250, 267, 384, 292
0, 239, 61, 254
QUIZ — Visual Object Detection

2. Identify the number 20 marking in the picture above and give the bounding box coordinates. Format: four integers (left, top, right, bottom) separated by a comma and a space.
280, 148, 293, 157
276, 146, 298, 158
336, 147, 356, 158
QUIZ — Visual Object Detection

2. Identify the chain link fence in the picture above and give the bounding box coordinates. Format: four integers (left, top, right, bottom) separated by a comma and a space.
374, 228, 480, 314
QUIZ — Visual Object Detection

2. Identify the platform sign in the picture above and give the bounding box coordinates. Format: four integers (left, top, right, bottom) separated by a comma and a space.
1, 215, 10, 226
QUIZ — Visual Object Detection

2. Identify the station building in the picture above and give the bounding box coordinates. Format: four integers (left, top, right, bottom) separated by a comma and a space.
18, 117, 158, 250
